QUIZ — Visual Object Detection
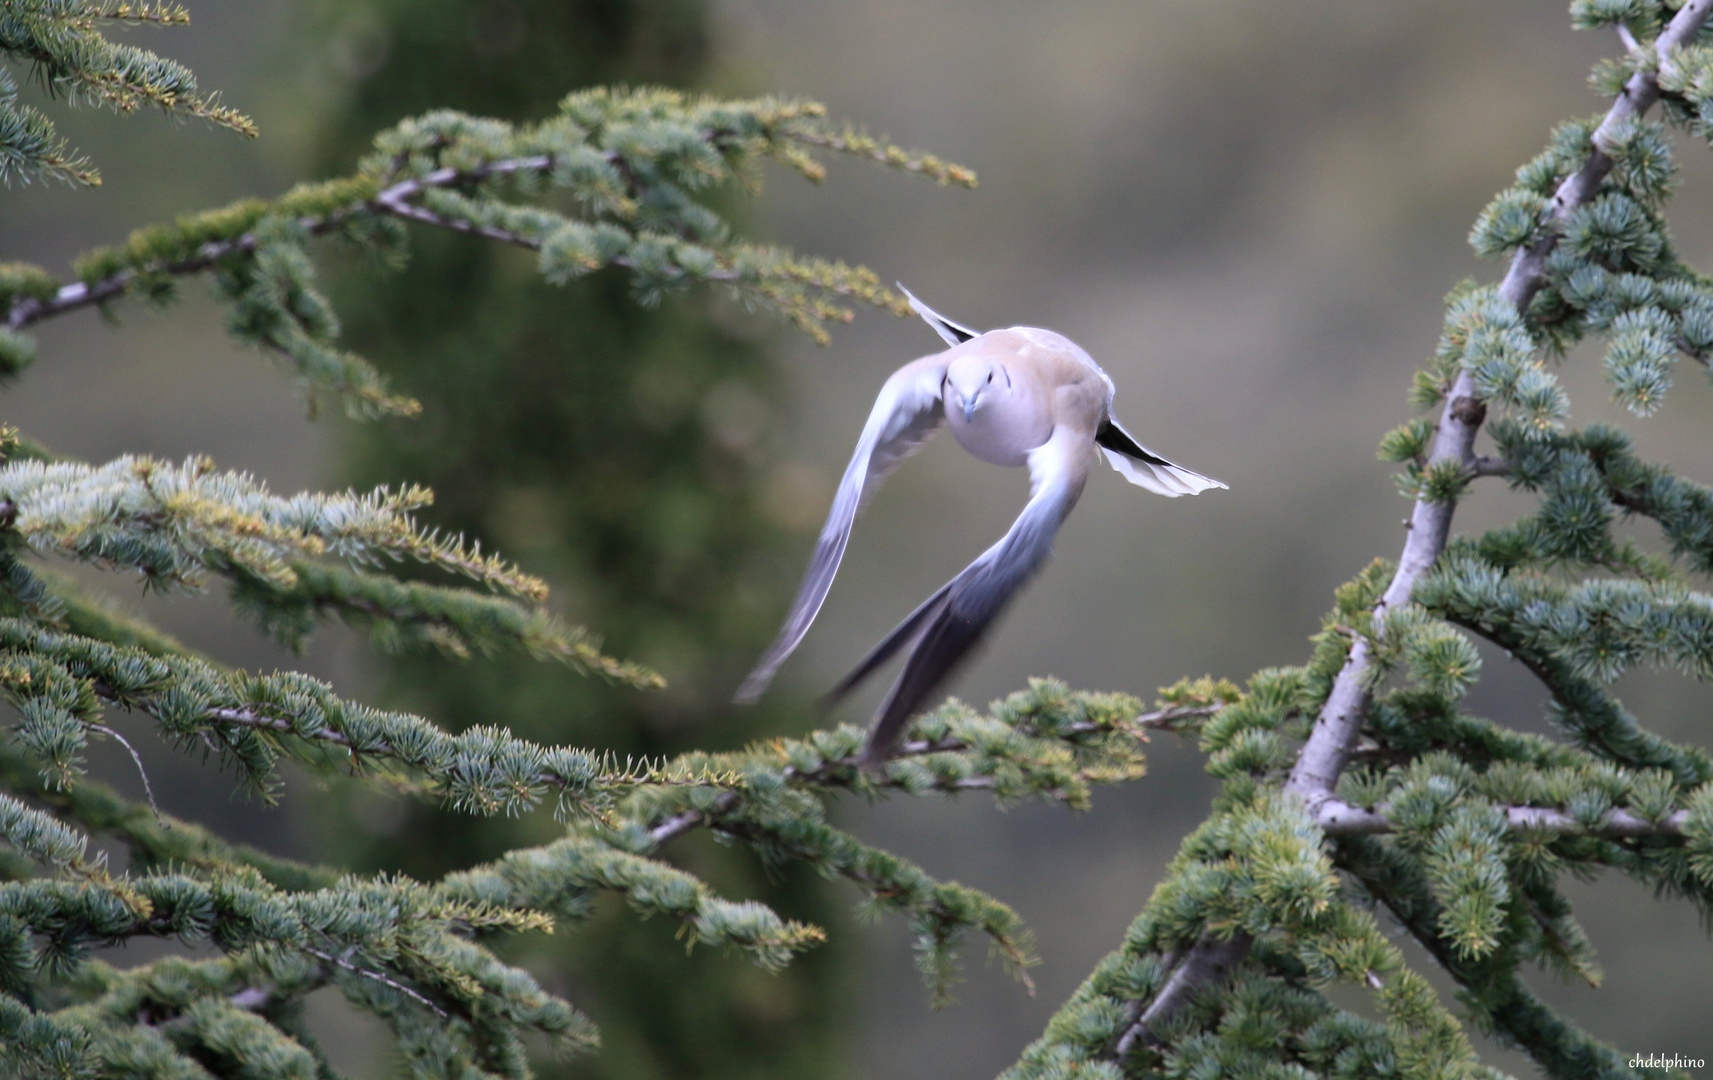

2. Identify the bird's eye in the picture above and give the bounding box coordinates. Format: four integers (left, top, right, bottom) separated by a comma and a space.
986, 371, 993, 383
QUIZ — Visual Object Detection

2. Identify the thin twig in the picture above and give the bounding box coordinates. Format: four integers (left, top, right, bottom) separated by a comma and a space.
303, 946, 448, 1019
85, 721, 164, 827
648, 800, 727, 846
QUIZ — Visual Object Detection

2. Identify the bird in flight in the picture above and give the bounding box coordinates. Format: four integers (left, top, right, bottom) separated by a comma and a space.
737, 288, 1226, 761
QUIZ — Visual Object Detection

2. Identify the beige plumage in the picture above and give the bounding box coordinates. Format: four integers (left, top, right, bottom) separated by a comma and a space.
738, 288, 1226, 761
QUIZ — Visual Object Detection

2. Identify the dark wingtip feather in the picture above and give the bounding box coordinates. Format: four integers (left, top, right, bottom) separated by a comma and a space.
897, 282, 980, 346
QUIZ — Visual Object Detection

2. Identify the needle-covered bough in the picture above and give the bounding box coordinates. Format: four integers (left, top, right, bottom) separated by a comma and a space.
0, 10, 1202, 1079
999, 3, 1713, 1078
16, 3, 1713, 1079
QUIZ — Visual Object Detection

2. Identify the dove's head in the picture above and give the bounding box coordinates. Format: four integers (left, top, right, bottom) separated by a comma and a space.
945, 352, 1012, 423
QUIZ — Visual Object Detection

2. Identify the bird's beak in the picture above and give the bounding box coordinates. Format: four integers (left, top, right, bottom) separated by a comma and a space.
962, 394, 977, 423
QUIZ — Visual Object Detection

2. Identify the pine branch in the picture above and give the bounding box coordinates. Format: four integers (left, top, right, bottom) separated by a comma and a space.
1007, 792, 1483, 1078
648, 683, 1186, 846
1336, 833, 1639, 1079
0, 95, 95, 186
5, 652, 1139, 1016
0, 0, 253, 188
444, 835, 825, 971
0, 741, 335, 889
225, 558, 658, 684
4, 168, 522, 329
1421, 558, 1713, 784
0, 451, 675, 689
1, 872, 594, 1077
1108, 932, 1251, 1056
1129, 3, 1713, 1050
0, 443, 654, 682
0, 455, 549, 600
631, 682, 1181, 1000
3, 90, 975, 359
0, 618, 706, 816
691, 807, 1039, 1001
1314, 796, 1689, 837
1295, 0, 1713, 818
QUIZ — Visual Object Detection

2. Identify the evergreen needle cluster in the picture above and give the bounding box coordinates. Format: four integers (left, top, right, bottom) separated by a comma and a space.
0, 10, 1141, 1077
1002, 3, 1713, 1078
10, 2, 1713, 1078
0, 0, 253, 186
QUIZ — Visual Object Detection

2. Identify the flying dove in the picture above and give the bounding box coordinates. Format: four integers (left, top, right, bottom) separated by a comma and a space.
737, 287, 1226, 761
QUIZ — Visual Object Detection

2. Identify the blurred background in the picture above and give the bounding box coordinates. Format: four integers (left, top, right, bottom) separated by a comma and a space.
5, 1, 1713, 1076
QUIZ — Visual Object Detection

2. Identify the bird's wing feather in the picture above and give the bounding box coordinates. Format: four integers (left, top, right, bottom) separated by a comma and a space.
821, 577, 955, 708
898, 283, 981, 346
858, 425, 1094, 760
1096, 417, 1226, 497
735, 356, 948, 703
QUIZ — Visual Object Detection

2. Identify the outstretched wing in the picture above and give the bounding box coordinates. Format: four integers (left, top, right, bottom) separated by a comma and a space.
898, 283, 981, 346
835, 425, 1095, 761
735, 356, 949, 704
1096, 417, 1226, 497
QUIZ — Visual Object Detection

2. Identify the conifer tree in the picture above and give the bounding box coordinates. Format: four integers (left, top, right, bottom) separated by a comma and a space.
7, 3, 1713, 1080
306, 1, 857, 1076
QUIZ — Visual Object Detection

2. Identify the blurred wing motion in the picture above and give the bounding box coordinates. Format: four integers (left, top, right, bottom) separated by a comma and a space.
742, 284, 1225, 761
735, 356, 949, 703
1096, 417, 1227, 497
828, 426, 1093, 761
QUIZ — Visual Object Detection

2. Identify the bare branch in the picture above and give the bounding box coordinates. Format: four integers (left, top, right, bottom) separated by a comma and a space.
83, 721, 164, 827
1469, 454, 1511, 478
648, 802, 723, 846
303, 946, 449, 1019
1110, 934, 1251, 1057
1314, 797, 1689, 838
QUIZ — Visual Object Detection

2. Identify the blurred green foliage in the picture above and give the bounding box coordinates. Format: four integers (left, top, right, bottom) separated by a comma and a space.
305, 1, 850, 1076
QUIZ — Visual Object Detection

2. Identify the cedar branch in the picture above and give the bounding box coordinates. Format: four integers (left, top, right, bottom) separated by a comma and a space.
1107, 1, 1713, 1055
